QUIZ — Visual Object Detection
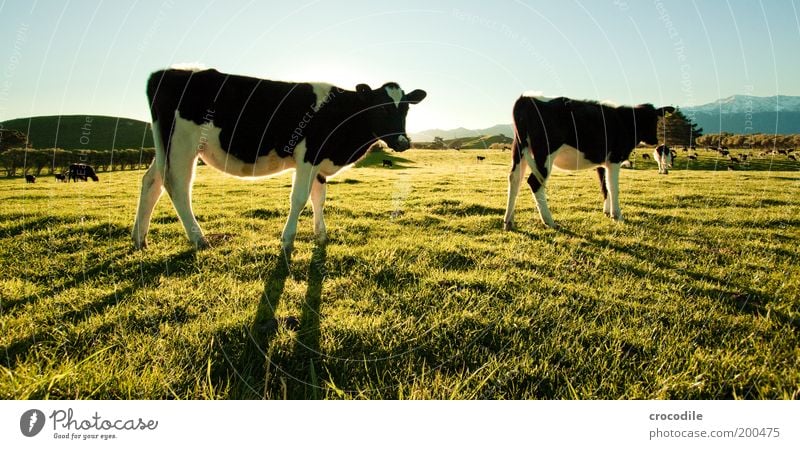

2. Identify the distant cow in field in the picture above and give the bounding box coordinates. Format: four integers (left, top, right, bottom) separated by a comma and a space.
729, 156, 740, 164
654, 145, 673, 174
382, 159, 393, 167
476, 155, 486, 162
55, 173, 66, 182
620, 160, 633, 169
719, 149, 730, 157
688, 154, 698, 161
68, 163, 99, 182
25, 174, 35, 183
789, 154, 797, 161
503, 95, 673, 229
133, 67, 426, 252
641, 153, 651, 160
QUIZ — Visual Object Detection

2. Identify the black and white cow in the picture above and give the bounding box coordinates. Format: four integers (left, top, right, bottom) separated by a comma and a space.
132, 67, 426, 252
503, 96, 673, 229
68, 163, 99, 182
653, 144, 673, 174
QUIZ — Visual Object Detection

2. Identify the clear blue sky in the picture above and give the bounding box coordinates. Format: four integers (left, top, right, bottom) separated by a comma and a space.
1, 0, 798, 132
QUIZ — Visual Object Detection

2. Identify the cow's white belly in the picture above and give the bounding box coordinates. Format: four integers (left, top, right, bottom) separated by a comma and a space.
551, 144, 600, 171
174, 115, 296, 179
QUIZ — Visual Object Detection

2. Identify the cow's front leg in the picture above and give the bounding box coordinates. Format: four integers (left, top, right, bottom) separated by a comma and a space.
281, 163, 317, 254
604, 162, 623, 221
311, 174, 327, 244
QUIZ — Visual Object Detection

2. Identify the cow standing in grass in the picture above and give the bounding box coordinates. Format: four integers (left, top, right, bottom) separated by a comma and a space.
654, 144, 673, 174
503, 96, 673, 229
132, 67, 426, 253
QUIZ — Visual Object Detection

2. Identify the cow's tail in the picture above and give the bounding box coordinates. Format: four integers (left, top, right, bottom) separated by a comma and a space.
146, 70, 178, 169
511, 96, 529, 169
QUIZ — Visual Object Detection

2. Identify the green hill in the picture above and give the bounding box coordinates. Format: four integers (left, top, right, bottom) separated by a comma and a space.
414, 134, 513, 150
449, 134, 512, 149
1, 115, 154, 150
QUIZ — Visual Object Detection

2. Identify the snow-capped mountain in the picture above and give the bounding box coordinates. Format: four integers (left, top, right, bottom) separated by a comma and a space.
408, 95, 800, 142
683, 95, 800, 114
683, 95, 800, 134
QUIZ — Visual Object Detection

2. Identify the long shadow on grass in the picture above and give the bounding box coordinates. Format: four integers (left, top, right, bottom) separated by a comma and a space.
290, 244, 326, 399
558, 227, 799, 332
1, 249, 197, 371
0, 285, 133, 371
5, 246, 194, 313
223, 246, 327, 399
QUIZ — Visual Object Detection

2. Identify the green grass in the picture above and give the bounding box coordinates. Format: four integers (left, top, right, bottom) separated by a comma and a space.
1, 149, 798, 399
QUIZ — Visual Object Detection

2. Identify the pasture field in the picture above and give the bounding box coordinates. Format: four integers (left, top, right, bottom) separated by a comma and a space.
1, 149, 798, 399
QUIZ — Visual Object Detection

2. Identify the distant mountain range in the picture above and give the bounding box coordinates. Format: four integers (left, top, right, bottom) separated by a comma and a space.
681, 95, 800, 134
1, 115, 153, 150
409, 124, 514, 142
3, 94, 798, 151
409, 95, 800, 142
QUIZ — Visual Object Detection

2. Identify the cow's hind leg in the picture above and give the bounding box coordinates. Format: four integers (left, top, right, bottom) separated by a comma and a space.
311, 174, 327, 244
503, 145, 527, 231
162, 139, 207, 249
281, 162, 318, 255
604, 162, 623, 221
132, 159, 164, 249
597, 166, 611, 216
524, 150, 557, 228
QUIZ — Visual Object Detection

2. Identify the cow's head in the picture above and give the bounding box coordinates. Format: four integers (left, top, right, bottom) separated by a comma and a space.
634, 104, 675, 145
357, 83, 426, 152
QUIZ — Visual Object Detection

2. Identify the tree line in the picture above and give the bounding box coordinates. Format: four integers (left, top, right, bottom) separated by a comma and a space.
694, 132, 800, 150
0, 147, 155, 177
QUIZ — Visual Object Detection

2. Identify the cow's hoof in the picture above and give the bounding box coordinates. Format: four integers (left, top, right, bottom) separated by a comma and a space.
611, 213, 624, 223
315, 233, 328, 245
133, 240, 147, 250
503, 221, 513, 231
543, 221, 560, 230
281, 243, 295, 258
194, 237, 211, 250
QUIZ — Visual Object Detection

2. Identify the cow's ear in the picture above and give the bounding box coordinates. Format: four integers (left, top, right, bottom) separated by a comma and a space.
356, 84, 372, 102
404, 89, 427, 104
657, 106, 675, 117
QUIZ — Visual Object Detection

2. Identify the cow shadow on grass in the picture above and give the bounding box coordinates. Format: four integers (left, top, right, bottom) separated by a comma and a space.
0, 248, 197, 372
3, 240, 195, 314
556, 227, 800, 333
223, 245, 327, 399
